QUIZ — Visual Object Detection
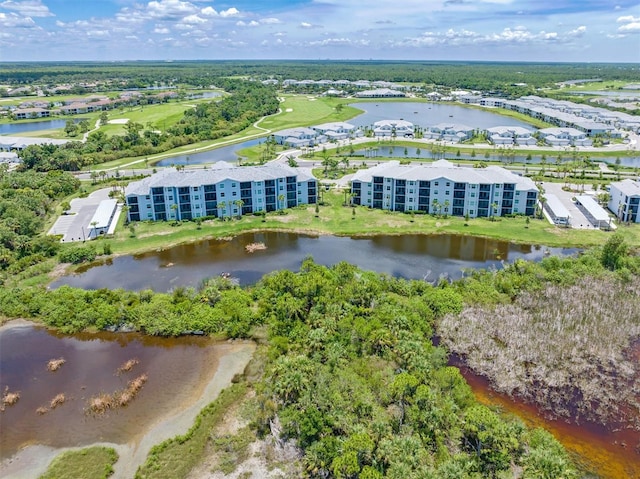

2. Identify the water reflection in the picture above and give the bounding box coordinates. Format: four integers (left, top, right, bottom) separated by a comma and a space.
51, 232, 575, 292
0, 324, 229, 460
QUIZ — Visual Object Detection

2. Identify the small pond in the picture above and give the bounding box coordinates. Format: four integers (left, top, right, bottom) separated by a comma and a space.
0, 118, 86, 136
50, 232, 577, 292
0, 323, 242, 461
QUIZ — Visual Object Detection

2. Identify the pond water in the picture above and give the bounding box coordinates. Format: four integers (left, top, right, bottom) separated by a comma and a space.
354, 145, 640, 168
0, 119, 86, 136
452, 355, 640, 479
50, 232, 576, 292
155, 138, 261, 166
348, 101, 533, 129
0, 323, 238, 461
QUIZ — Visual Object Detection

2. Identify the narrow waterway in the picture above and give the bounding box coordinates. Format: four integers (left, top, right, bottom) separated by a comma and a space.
452, 356, 640, 479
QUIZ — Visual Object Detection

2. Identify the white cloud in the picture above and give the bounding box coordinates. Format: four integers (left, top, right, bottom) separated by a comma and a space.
261, 17, 282, 25
617, 15, 640, 23
147, 0, 198, 20
182, 14, 206, 24
617, 15, 640, 34
300, 22, 322, 29
308, 37, 369, 47
394, 25, 589, 48
154, 26, 170, 34
236, 20, 259, 27
200, 6, 218, 17
0, 11, 36, 27
220, 8, 240, 18
0, 0, 53, 17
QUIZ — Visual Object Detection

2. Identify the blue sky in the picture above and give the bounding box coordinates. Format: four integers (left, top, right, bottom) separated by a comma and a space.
0, 0, 639, 62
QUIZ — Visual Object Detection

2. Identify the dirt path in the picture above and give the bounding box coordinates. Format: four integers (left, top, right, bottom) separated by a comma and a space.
0, 334, 256, 479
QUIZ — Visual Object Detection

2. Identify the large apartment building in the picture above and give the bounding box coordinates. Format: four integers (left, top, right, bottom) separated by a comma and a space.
351, 160, 538, 218
608, 179, 640, 223
125, 163, 317, 222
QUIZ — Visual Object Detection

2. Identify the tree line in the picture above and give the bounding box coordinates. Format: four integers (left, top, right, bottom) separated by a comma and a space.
0, 167, 79, 282
2, 61, 639, 90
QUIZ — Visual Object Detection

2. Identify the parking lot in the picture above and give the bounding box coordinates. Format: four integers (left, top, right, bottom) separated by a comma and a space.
540, 182, 607, 229
48, 188, 119, 242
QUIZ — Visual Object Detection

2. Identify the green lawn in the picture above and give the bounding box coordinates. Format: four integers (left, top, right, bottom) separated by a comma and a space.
38, 446, 118, 479
99, 190, 640, 260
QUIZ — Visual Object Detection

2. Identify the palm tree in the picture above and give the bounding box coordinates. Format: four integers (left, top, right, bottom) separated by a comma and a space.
217, 201, 226, 219
277, 194, 286, 212
443, 199, 450, 218
234, 199, 244, 219
90, 221, 98, 239
170, 203, 178, 220
490, 202, 499, 221
431, 198, 440, 216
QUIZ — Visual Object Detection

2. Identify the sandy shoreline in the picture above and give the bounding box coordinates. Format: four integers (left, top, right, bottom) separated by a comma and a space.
0, 319, 256, 479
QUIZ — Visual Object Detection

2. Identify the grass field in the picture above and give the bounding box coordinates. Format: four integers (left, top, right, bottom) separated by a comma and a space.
38, 446, 118, 479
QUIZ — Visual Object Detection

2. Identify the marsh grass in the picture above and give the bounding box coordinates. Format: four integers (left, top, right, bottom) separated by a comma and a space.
87, 373, 148, 415
1, 386, 20, 411
440, 276, 640, 427
38, 446, 118, 479
47, 358, 66, 372
116, 358, 139, 374
50, 393, 66, 409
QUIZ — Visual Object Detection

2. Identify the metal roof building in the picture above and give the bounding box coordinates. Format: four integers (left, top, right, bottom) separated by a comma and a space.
575, 195, 611, 229
87, 199, 118, 239
543, 194, 571, 225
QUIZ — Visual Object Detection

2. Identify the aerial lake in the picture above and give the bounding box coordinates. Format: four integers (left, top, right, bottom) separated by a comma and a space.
0, 119, 86, 136
50, 232, 577, 292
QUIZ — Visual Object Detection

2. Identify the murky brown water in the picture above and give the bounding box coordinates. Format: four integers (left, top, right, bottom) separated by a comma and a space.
51, 232, 577, 291
452, 358, 640, 479
0, 323, 237, 461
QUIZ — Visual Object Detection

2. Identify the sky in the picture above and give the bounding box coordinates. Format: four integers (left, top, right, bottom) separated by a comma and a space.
0, 0, 639, 62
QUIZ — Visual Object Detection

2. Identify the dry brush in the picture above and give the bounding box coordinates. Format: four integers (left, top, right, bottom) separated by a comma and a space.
440, 276, 640, 428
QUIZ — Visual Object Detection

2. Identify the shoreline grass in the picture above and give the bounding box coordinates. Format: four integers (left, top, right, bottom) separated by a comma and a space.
38, 446, 118, 479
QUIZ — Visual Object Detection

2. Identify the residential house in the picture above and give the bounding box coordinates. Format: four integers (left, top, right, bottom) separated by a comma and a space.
608, 179, 640, 223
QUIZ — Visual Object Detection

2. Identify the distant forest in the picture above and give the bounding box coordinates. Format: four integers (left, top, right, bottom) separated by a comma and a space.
1, 61, 639, 90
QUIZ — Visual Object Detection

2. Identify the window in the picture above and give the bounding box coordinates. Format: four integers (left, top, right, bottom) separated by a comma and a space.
232, 183, 236, 187
469, 210, 474, 215
220, 193, 225, 197
194, 196, 199, 200
232, 191, 237, 196
515, 200, 519, 204
387, 186, 391, 190
446, 182, 450, 186
220, 184, 224, 188
168, 196, 173, 200
445, 191, 450, 195
193, 187, 198, 192
257, 189, 262, 194
147, 204, 151, 208
434, 181, 439, 186
145, 195, 150, 200
195, 204, 200, 209
470, 193, 476, 198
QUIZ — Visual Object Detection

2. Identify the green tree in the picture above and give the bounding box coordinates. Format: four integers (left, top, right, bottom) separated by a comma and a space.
601, 233, 627, 270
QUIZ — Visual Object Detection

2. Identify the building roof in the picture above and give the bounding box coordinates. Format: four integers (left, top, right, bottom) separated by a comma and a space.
486, 126, 533, 136
575, 195, 610, 222
544, 194, 571, 218
374, 119, 414, 128
611, 179, 640, 197
88, 199, 118, 229
126, 164, 315, 196
313, 122, 356, 131
273, 127, 316, 138
351, 160, 537, 191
